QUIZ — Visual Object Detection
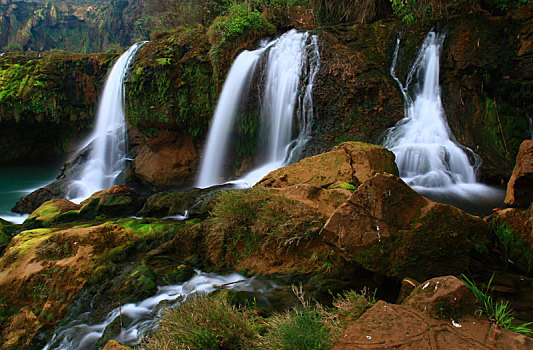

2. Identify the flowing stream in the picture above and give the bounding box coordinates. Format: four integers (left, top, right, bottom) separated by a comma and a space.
196, 29, 320, 188
67, 42, 145, 201
44, 271, 277, 349
384, 32, 503, 214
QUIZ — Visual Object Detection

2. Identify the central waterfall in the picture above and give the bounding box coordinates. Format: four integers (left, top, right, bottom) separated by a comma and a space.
68, 42, 145, 200
384, 32, 503, 212
196, 30, 320, 188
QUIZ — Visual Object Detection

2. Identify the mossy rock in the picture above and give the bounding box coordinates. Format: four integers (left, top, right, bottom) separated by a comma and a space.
22, 198, 81, 229
0, 219, 19, 254
79, 185, 146, 219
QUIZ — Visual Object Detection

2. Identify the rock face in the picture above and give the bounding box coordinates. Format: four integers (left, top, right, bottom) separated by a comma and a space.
322, 173, 490, 281
505, 140, 533, 208
23, 198, 81, 229
259, 142, 398, 189
331, 300, 533, 350
132, 131, 198, 189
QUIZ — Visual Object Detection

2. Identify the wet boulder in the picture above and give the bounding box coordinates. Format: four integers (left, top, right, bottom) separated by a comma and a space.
505, 140, 533, 208
322, 173, 490, 281
79, 185, 146, 218
22, 198, 81, 229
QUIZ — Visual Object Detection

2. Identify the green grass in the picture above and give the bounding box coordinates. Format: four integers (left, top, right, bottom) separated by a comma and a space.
140, 294, 257, 350
461, 274, 533, 334
493, 223, 532, 273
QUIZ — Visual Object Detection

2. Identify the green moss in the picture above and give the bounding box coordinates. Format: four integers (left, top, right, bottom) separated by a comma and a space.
493, 223, 532, 272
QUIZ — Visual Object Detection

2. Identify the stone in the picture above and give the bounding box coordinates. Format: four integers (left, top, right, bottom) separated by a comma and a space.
259, 142, 398, 190
133, 131, 198, 189
23, 198, 81, 229
273, 184, 351, 216
322, 173, 490, 281
79, 185, 146, 218
331, 300, 533, 350
396, 277, 419, 304
505, 140, 533, 208
402, 276, 478, 319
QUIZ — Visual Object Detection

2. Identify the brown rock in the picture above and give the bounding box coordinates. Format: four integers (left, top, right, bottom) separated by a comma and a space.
402, 276, 477, 319
134, 131, 198, 188
288, 6, 316, 28
322, 173, 489, 281
259, 142, 398, 190
273, 184, 351, 216
505, 140, 533, 208
331, 300, 533, 350
396, 277, 419, 304
1, 308, 41, 350
102, 340, 132, 350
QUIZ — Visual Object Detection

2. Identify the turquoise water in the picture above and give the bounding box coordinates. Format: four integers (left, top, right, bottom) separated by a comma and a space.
0, 162, 62, 223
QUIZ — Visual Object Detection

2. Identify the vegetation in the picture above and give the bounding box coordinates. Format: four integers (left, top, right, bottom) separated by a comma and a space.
493, 223, 532, 273
140, 293, 258, 349
141, 286, 376, 349
461, 274, 533, 334
311, 0, 391, 24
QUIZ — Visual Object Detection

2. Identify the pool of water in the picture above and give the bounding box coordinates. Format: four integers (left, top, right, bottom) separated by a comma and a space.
0, 161, 62, 223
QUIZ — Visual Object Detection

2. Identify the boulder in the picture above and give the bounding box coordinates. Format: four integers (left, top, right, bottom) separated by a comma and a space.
259, 142, 398, 190
80, 185, 146, 218
402, 276, 478, 319
322, 173, 490, 281
505, 140, 533, 208
1, 307, 41, 350
23, 198, 81, 229
133, 131, 198, 189
12, 181, 68, 214
331, 300, 533, 350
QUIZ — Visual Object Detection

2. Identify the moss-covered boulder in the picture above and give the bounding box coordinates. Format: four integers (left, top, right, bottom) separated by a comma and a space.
22, 198, 81, 230
259, 142, 398, 190
322, 173, 490, 281
0, 219, 18, 255
79, 185, 146, 219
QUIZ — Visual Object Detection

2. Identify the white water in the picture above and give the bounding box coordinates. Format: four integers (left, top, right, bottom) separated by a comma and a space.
384, 32, 503, 212
44, 271, 277, 350
67, 42, 145, 201
196, 30, 320, 189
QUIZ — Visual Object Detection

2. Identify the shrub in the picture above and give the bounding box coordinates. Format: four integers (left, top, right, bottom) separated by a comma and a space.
461, 274, 533, 334
390, 0, 477, 23
140, 294, 258, 349
310, 0, 392, 24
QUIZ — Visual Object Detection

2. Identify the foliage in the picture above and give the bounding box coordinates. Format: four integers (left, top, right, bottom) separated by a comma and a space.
493, 223, 532, 273
495, 0, 532, 11
461, 274, 533, 334
339, 182, 357, 192
333, 288, 376, 323
207, 1, 274, 82
390, 0, 476, 23
140, 293, 257, 350
311, 0, 391, 24
208, 188, 326, 268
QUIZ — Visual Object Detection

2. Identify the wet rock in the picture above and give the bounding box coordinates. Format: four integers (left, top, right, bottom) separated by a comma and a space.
505, 140, 533, 208
402, 276, 477, 319
1, 307, 41, 350
259, 142, 398, 190
331, 300, 533, 350
80, 185, 146, 218
396, 277, 419, 304
322, 173, 490, 281
22, 198, 81, 229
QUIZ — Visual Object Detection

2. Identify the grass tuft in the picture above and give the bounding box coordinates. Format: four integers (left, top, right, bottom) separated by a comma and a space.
461, 274, 533, 334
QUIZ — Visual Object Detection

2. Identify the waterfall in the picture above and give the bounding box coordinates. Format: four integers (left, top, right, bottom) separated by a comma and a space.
67, 42, 145, 200
196, 30, 320, 188
384, 32, 503, 213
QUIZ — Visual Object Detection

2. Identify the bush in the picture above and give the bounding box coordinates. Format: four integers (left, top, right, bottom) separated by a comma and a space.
140, 294, 258, 349
310, 0, 392, 24
333, 288, 376, 324
390, 0, 477, 23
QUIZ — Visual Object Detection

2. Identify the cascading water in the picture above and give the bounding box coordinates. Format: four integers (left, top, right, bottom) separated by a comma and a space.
68, 42, 145, 201
196, 29, 320, 188
43, 272, 277, 350
384, 32, 503, 213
